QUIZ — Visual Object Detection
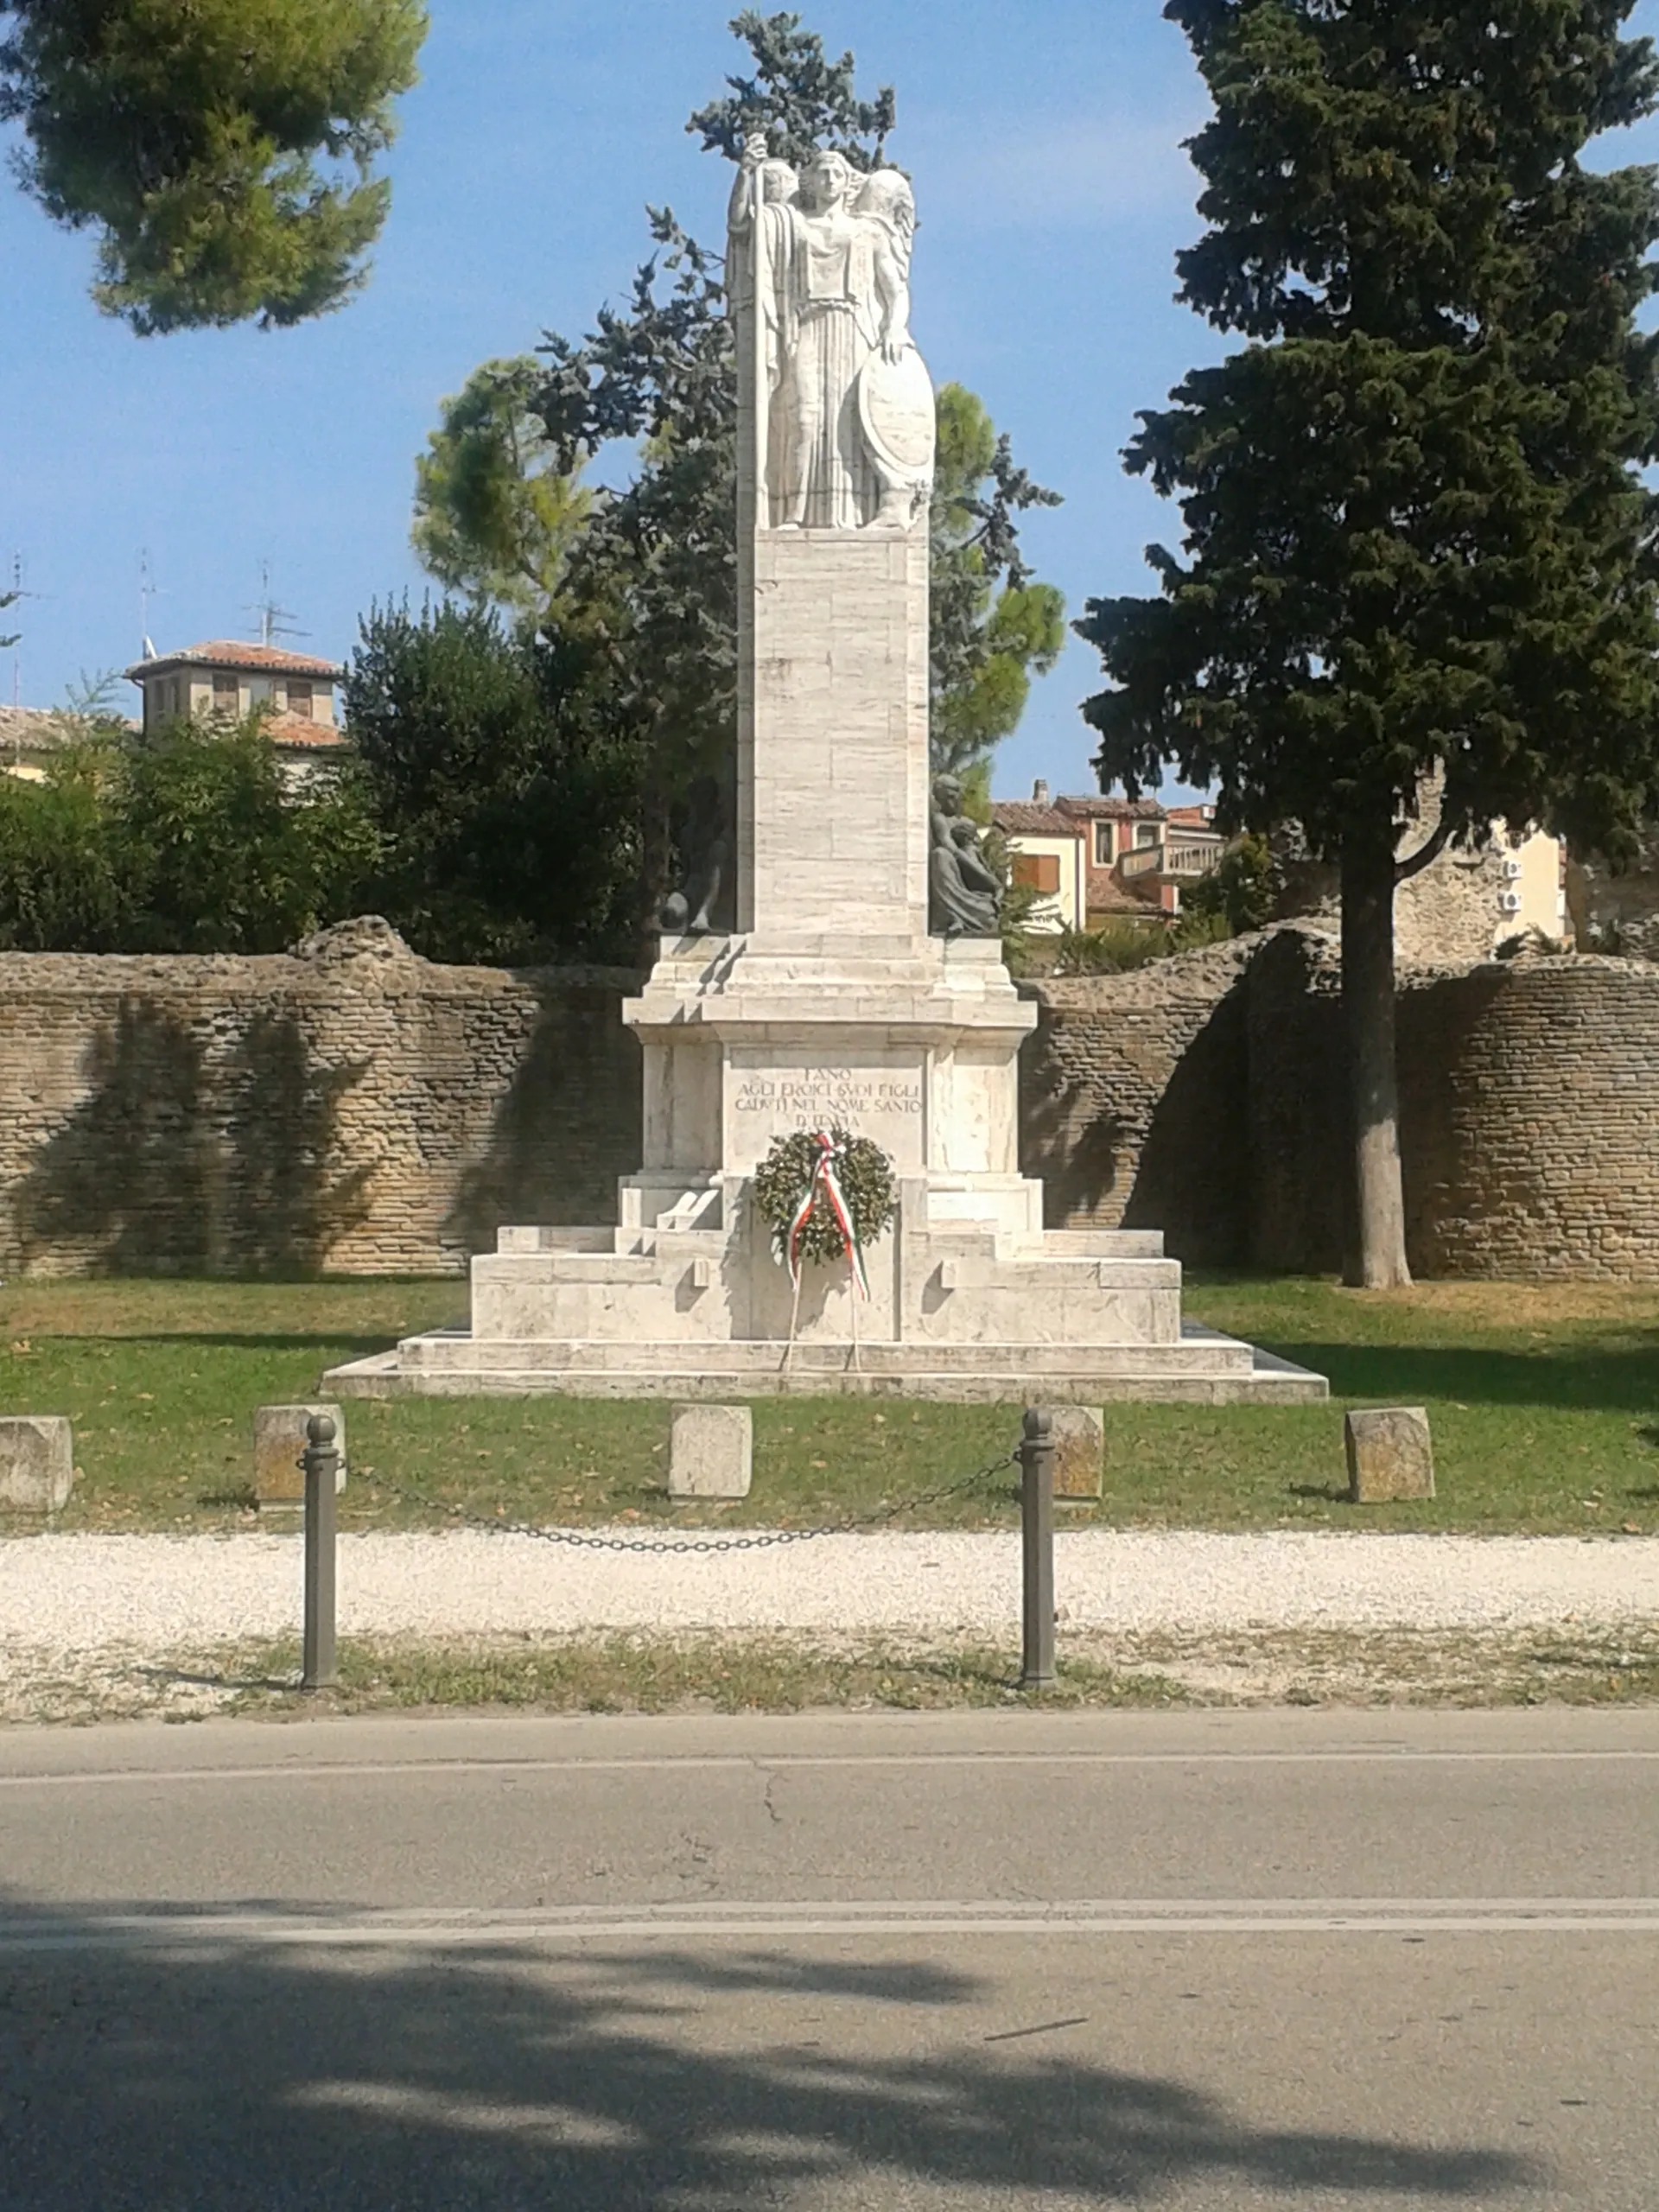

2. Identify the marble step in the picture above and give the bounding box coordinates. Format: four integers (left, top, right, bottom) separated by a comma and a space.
329, 1340, 1326, 1405
395, 1332, 1255, 1377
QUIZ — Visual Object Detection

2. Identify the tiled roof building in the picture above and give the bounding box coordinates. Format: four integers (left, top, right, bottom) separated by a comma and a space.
124, 640, 348, 784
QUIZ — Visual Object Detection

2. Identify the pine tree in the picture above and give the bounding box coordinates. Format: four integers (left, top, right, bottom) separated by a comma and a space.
1077, 0, 1659, 1286
0, 0, 425, 332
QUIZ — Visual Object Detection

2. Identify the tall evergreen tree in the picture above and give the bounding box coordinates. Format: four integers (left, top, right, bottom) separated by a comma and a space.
1077, 0, 1659, 1286
931, 385, 1065, 779
0, 0, 425, 331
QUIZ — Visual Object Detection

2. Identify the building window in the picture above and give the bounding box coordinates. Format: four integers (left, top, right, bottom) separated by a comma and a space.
1012, 852, 1062, 895
1135, 822, 1160, 848
213, 673, 238, 715
1094, 823, 1114, 865
284, 682, 314, 720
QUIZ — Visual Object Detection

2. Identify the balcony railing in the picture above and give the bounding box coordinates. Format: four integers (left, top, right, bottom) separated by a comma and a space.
1118, 836, 1224, 880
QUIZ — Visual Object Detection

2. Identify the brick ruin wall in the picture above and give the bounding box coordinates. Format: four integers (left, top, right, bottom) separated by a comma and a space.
5, 918, 1659, 1281
0, 921, 643, 1278
1023, 927, 1659, 1280
1017, 938, 1260, 1265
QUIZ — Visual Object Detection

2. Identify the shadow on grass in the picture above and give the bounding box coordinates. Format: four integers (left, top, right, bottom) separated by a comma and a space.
0, 1890, 1541, 2209
1256, 1338, 1659, 1414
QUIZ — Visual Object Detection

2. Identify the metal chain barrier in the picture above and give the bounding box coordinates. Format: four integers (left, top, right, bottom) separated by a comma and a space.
359, 1447, 1020, 1556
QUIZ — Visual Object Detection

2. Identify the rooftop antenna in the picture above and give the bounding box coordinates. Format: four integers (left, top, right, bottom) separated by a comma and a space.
137, 549, 166, 657
245, 560, 308, 651
6, 553, 41, 710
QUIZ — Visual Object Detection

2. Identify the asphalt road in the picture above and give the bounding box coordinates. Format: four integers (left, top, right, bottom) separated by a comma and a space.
2, 1708, 1656, 2209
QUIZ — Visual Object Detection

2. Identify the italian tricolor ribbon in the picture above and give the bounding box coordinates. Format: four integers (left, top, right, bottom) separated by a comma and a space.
785, 1129, 871, 1300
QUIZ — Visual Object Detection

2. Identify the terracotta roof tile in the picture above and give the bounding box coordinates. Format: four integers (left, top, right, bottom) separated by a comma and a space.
991, 802, 1084, 836
1054, 793, 1166, 821
124, 640, 344, 682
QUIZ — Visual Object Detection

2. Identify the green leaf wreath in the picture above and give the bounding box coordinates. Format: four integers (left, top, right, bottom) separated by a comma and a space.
753, 1126, 898, 1270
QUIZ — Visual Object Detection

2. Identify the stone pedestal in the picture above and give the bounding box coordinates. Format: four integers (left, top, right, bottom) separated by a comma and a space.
254, 1403, 347, 1506
1346, 1408, 1435, 1502
670, 1405, 753, 1499
0, 1417, 74, 1513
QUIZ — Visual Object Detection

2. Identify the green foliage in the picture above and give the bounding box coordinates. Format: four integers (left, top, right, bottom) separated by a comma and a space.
0, 715, 371, 952
1181, 833, 1276, 935
1052, 906, 1231, 976
0, 0, 426, 332
930, 385, 1065, 778
412, 357, 589, 618
535, 210, 742, 837
1052, 919, 1170, 976
0, 740, 128, 950
687, 9, 896, 168
752, 1127, 897, 1270
1077, 0, 1659, 869
0, 588, 18, 653
343, 601, 644, 965
120, 715, 373, 950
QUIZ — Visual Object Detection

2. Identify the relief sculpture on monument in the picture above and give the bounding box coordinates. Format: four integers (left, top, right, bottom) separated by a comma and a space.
728, 133, 935, 530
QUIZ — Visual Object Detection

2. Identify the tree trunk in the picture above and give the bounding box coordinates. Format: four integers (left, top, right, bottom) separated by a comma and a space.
1340, 830, 1412, 1288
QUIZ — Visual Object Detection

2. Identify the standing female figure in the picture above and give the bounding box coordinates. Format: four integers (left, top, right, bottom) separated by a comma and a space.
730, 136, 917, 530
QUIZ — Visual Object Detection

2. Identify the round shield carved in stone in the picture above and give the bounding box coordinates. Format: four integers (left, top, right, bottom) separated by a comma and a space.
857, 344, 937, 484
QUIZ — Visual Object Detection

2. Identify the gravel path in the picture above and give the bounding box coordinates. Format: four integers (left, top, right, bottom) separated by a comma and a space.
3, 1529, 1658, 1654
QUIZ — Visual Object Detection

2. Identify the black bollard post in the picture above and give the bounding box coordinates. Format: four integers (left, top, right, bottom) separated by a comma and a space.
1019, 1408, 1056, 1689
301, 1412, 340, 1692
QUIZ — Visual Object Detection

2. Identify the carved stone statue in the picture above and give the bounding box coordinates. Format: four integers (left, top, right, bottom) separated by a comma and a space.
729, 133, 936, 531
929, 776, 1001, 938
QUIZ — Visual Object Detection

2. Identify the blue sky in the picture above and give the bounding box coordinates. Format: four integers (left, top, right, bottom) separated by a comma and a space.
4, 1, 1658, 801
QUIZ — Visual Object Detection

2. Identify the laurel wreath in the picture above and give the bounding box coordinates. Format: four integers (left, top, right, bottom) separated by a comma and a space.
752, 1126, 898, 1269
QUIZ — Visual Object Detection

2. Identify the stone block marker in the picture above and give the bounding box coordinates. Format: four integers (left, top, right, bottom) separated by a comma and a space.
669, 1404, 753, 1500
254, 1404, 346, 1507
1345, 1407, 1435, 1503
0, 1417, 73, 1513
1049, 1406, 1105, 1502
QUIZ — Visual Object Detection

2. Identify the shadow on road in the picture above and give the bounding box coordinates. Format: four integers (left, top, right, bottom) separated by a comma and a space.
0, 1892, 1541, 2209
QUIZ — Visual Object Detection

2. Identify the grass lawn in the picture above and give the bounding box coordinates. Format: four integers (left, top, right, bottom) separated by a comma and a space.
1, 1273, 1656, 1537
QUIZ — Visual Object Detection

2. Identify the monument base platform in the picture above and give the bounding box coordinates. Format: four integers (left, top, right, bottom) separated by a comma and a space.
325, 1218, 1327, 1406
322, 934, 1326, 1408
327, 1332, 1325, 1404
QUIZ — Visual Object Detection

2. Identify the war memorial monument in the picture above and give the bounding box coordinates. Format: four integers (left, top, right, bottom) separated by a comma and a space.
333, 137, 1324, 1405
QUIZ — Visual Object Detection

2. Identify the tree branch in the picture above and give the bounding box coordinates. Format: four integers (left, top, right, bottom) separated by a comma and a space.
1394, 818, 1453, 884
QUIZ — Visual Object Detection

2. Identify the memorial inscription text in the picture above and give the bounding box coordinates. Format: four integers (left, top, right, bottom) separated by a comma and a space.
734, 1068, 923, 1122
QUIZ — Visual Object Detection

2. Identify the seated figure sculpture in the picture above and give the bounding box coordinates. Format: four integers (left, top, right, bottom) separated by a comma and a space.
929, 775, 1001, 938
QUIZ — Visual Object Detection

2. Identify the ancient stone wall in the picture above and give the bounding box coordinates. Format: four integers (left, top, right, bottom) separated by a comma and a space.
0, 920, 643, 1278
1027, 928, 1659, 1281
1399, 957, 1659, 1278
8, 919, 1659, 1281
1018, 937, 1259, 1266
